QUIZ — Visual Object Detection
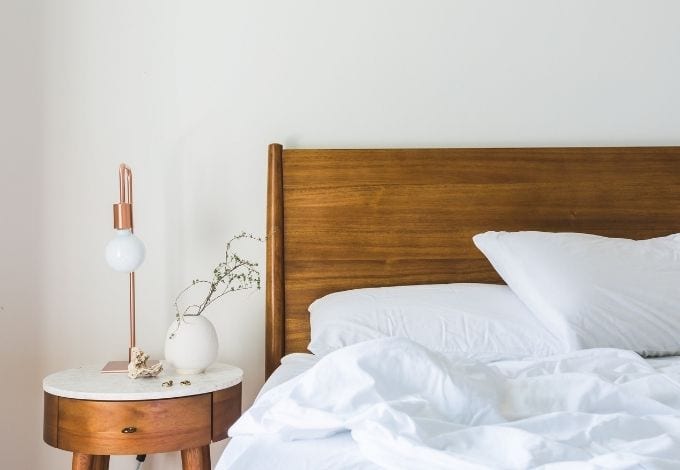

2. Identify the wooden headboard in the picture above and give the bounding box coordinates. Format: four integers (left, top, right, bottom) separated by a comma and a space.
265, 144, 680, 376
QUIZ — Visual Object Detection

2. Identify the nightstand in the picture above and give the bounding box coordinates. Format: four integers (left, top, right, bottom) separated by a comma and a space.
43, 363, 243, 470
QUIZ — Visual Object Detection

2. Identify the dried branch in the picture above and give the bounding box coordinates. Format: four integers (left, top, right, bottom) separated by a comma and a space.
170, 232, 262, 338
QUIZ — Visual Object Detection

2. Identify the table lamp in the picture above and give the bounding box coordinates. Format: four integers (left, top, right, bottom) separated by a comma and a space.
102, 164, 146, 373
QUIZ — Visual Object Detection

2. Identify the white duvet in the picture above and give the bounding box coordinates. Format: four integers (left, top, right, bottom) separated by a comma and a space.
230, 338, 680, 469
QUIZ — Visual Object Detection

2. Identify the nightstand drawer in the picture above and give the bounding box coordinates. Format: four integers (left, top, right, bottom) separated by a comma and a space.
57, 394, 212, 455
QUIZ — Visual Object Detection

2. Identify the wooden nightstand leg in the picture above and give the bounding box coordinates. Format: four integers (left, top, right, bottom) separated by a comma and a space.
71, 453, 109, 470
92, 455, 110, 470
71, 453, 93, 470
181, 445, 211, 470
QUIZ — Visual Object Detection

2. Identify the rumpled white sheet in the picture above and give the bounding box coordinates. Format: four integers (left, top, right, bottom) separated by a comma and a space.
230, 338, 680, 469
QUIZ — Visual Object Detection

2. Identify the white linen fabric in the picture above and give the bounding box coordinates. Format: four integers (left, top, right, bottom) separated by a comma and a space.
229, 338, 680, 470
473, 231, 680, 356
218, 353, 376, 470
257, 353, 319, 399
218, 433, 377, 470
309, 283, 567, 361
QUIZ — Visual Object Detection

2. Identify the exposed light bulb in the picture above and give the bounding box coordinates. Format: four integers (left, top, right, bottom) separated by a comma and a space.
105, 229, 146, 273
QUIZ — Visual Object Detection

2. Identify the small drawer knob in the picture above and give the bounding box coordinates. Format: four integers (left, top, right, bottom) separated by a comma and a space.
121, 426, 137, 434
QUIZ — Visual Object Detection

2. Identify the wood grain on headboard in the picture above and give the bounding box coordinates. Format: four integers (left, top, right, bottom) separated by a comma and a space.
266, 144, 680, 376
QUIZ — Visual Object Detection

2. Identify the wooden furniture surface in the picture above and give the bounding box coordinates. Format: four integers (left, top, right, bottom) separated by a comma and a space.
266, 144, 680, 376
43, 365, 242, 470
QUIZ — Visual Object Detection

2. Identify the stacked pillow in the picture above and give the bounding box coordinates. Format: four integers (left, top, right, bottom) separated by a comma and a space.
473, 231, 680, 356
309, 283, 567, 361
308, 231, 680, 359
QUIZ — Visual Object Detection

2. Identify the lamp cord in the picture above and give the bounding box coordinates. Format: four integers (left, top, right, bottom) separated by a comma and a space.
135, 454, 146, 470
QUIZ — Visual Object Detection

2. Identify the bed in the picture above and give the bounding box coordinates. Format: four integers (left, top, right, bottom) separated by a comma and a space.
218, 144, 680, 469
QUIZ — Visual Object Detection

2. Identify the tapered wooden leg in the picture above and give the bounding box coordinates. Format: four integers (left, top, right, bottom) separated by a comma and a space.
72, 453, 93, 470
92, 455, 110, 470
181, 445, 211, 470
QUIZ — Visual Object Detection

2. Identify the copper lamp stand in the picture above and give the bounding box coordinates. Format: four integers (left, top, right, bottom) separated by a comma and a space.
102, 164, 141, 373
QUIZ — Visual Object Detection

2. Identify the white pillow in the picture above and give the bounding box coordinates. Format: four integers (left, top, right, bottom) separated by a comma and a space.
308, 283, 568, 361
473, 231, 680, 356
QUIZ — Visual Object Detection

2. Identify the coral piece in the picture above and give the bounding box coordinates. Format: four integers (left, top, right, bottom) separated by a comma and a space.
128, 347, 163, 379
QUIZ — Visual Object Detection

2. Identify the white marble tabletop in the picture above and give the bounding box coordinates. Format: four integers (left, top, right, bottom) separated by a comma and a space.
43, 362, 243, 401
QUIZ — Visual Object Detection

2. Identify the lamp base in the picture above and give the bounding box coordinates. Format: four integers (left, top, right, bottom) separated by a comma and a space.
101, 361, 130, 373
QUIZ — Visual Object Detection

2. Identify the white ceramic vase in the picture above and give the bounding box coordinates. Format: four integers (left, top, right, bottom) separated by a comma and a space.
164, 315, 218, 374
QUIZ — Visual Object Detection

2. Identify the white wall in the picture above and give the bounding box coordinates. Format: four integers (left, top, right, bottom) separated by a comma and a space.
0, 1, 45, 470
2, 1, 679, 469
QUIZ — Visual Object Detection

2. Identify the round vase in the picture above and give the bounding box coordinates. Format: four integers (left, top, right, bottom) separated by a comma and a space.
164, 315, 218, 374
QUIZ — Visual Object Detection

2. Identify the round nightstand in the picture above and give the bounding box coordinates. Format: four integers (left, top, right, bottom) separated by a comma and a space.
43, 362, 243, 470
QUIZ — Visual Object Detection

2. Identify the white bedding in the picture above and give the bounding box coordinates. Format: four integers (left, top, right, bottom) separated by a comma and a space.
219, 340, 680, 469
